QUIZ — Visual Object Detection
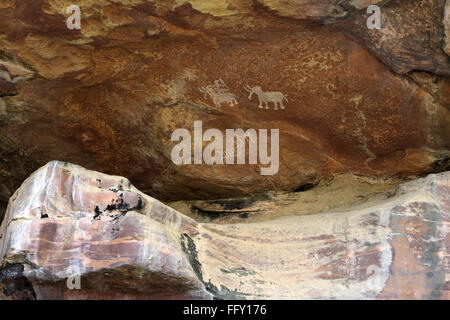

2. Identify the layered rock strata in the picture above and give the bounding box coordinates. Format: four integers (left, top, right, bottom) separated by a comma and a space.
0, 161, 448, 299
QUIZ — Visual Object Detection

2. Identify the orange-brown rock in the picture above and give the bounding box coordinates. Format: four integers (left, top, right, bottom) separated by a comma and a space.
0, 0, 448, 210
0, 161, 448, 299
446, 0, 450, 57
339, 0, 450, 75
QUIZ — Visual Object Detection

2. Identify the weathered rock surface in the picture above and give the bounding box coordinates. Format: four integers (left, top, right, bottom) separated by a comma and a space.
0, 0, 449, 209
339, 0, 450, 75
444, 0, 450, 57
0, 161, 448, 299
0, 161, 210, 299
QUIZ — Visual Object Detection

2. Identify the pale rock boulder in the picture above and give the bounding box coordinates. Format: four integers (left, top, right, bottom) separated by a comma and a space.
0, 161, 449, 299
0, 161, 210, 299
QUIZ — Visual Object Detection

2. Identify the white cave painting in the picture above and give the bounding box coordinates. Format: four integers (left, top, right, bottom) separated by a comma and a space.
198, 79, 238, 108
198, 79, 288, 110
244, 85, 288, 110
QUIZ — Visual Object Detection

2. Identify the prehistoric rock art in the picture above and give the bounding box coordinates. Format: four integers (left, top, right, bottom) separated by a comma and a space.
0, 0, 448, 302
244, 85, 288, 110
199, 79, 238, 108
0, 162, 448, 299
0, 0, 448, 207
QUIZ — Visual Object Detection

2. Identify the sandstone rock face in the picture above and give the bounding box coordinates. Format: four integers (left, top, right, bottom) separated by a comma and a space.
254, 0, 384, 21
0, 0, 449, 208
0, 161, 448, 299
340, 0, 450, 75
0, 161, 210, 299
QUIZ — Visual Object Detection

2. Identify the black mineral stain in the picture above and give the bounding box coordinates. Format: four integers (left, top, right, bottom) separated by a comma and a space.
207, 199, 254, 211
93, 206, 102, 220
180, 233, 203, 281
107, 193, 143, 213
92, 193, 143, 222
192, 207, 229, 220
0, 263, 24, 281
0, 263, 36, 300
428, 157, 450, 174
293, 183, 317, 192
92, 193, 143, 238
109, 184, 124, 193
192, 198, 259, 219
180, 233, 245, 300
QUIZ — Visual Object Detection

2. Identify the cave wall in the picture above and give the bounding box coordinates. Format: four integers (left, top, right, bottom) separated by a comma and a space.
0, 0, 448, 214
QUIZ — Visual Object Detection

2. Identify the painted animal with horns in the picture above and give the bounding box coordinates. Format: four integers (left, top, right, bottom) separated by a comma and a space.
244, 85, 288, 110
